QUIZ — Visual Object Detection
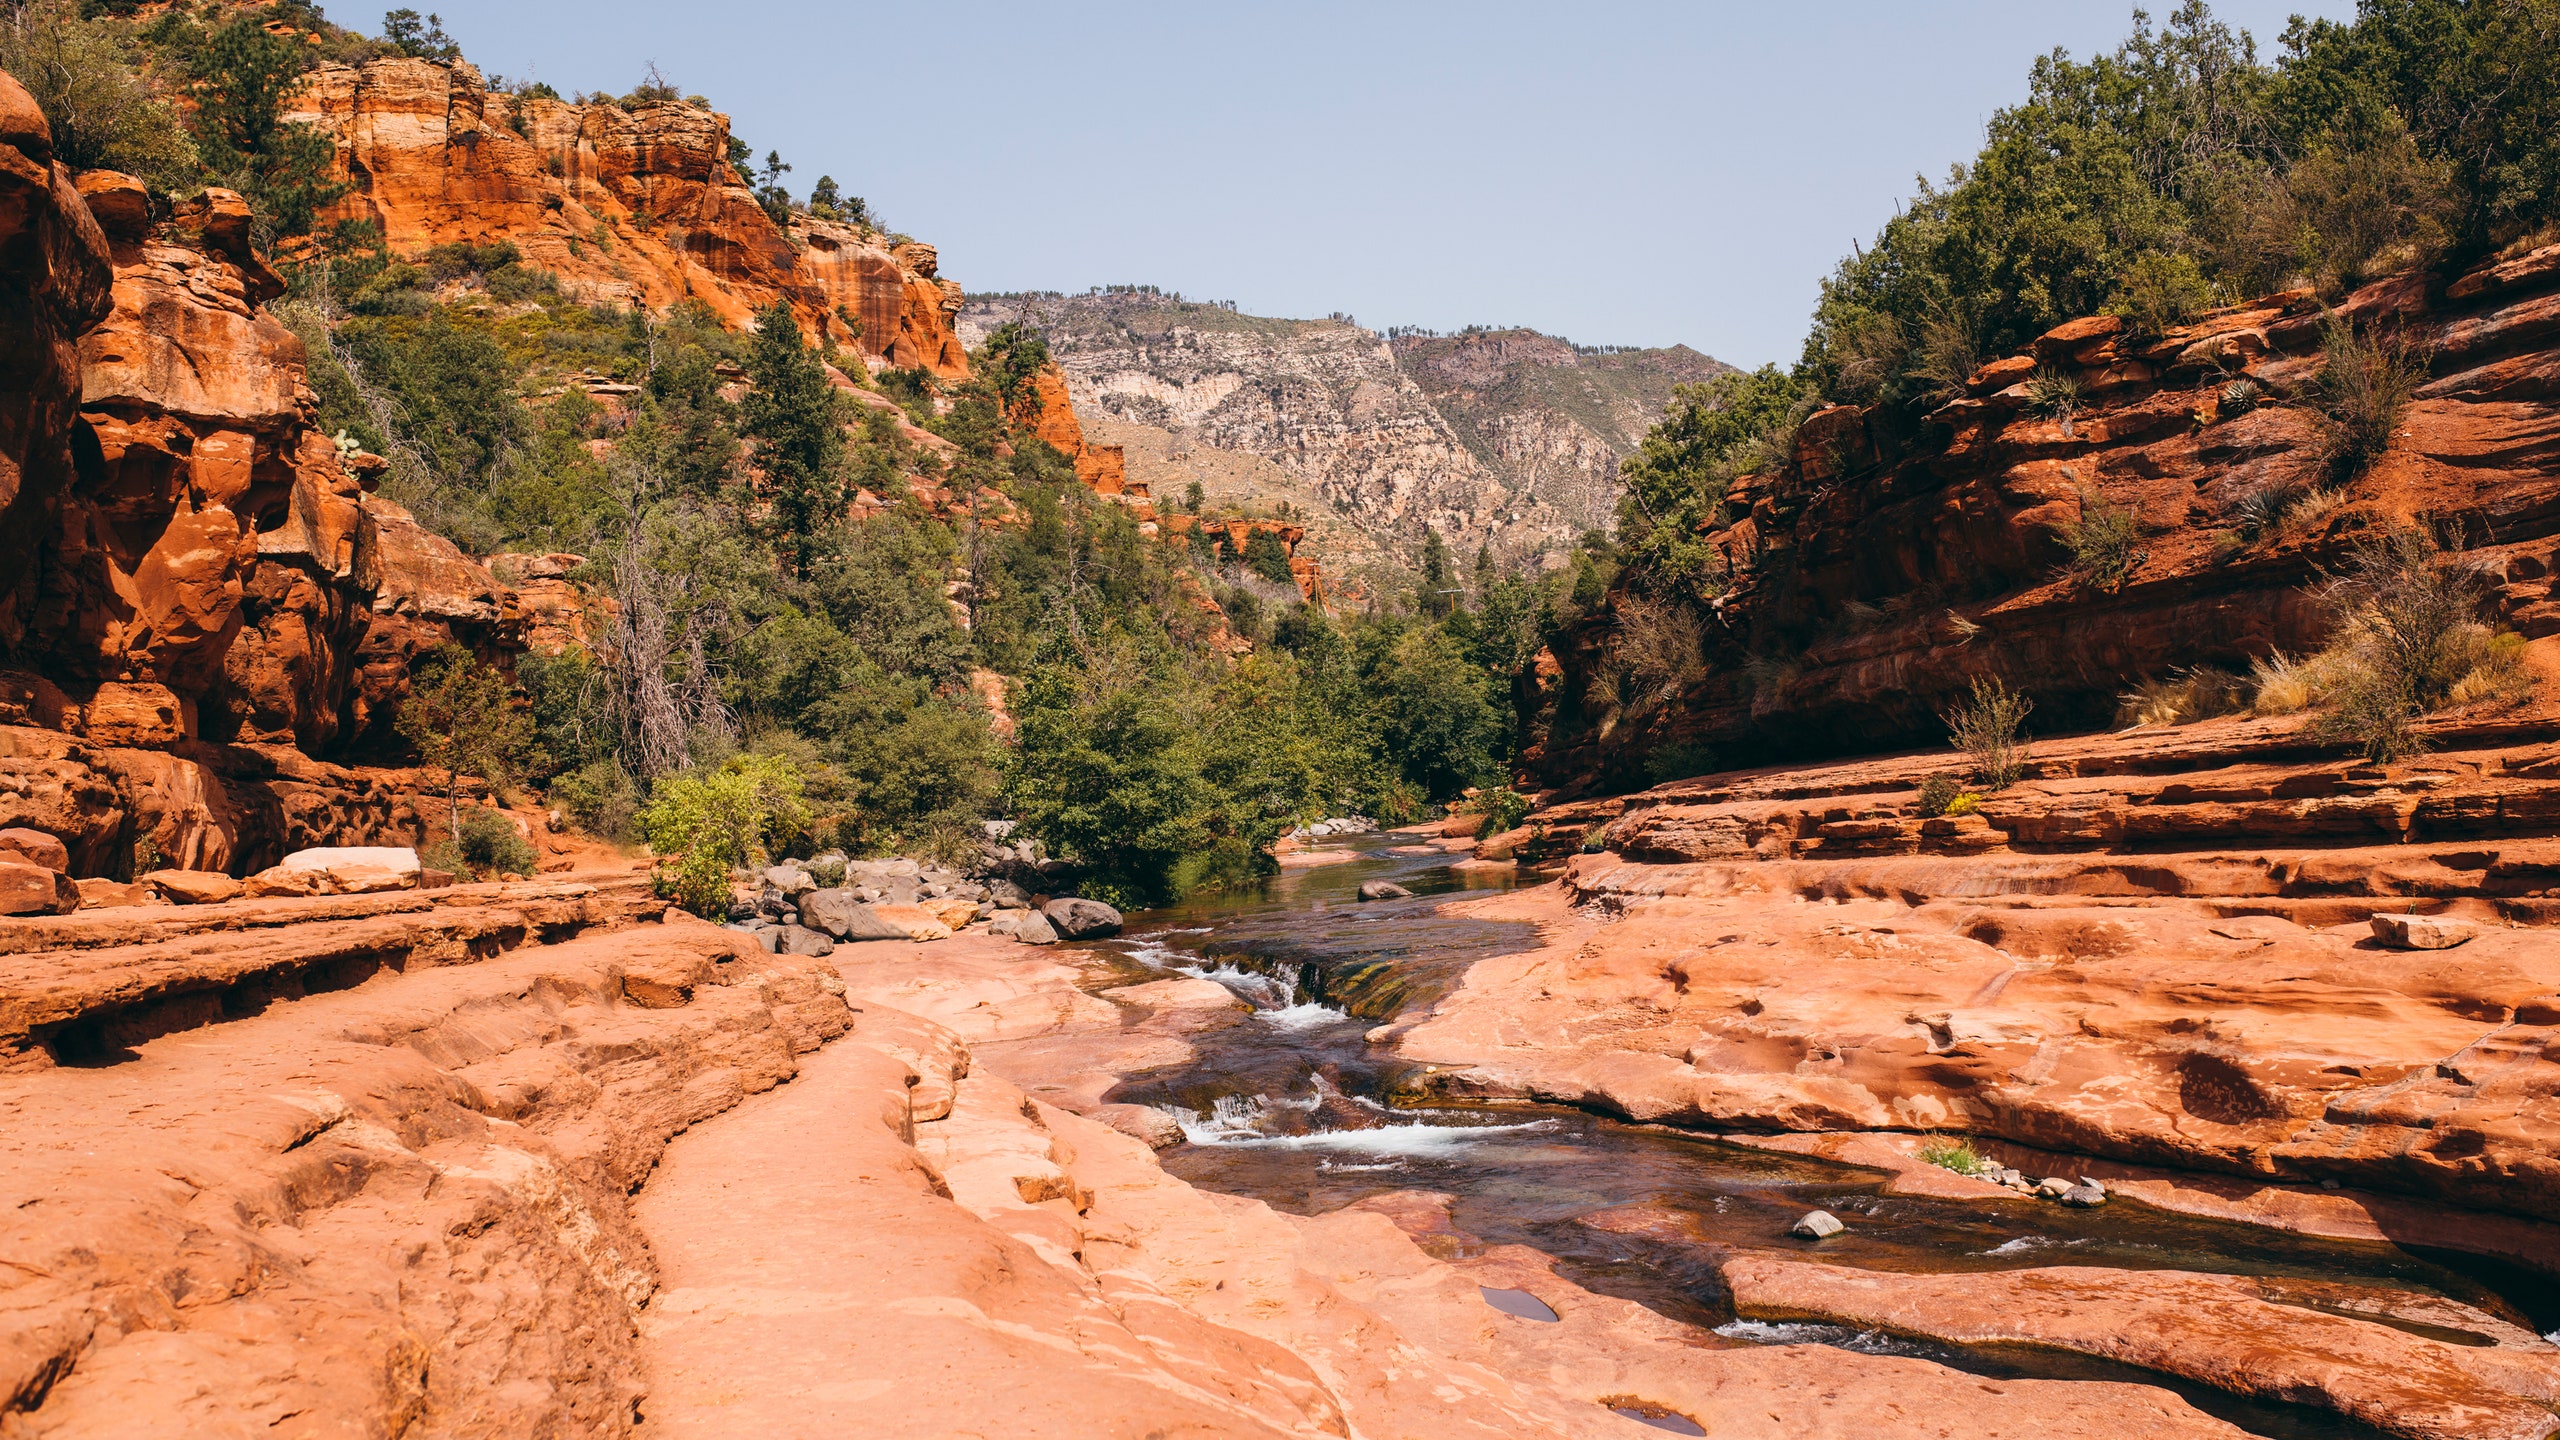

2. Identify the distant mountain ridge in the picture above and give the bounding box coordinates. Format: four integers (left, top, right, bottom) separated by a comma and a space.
959, 293, 1730, 577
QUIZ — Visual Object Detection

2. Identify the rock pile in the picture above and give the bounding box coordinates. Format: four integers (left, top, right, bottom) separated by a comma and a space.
723, 851, 1119, 950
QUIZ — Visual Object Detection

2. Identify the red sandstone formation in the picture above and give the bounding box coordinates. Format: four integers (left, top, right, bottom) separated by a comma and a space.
1543, 252, 2560, 784
289, 58, 967, 375
0, 79, 539, 880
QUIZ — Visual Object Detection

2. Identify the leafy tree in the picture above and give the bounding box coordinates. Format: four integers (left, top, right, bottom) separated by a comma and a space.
1006, 641, 1212, 908
1370, 625, 1504, 800
395, 643, 537, 839
740, 300, 844, 574
380, 9, 459, 61
182, 15, 347, 239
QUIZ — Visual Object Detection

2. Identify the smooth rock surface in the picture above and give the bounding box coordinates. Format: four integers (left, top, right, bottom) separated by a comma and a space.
1040, 896, 1122, 938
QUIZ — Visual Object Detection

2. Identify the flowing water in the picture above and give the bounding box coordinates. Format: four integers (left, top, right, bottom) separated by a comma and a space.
1086, 833, 2560, 1440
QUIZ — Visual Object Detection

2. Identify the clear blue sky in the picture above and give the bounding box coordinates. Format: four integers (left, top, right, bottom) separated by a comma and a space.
402, 1, 2352, 368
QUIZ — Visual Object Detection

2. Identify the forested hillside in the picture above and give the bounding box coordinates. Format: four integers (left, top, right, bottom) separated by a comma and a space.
0, 0, 1569, 907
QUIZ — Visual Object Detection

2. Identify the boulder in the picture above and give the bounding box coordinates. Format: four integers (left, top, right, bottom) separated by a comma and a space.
2060, 1183, 2109, 1208
1356, 880, 1413, 901
776, 924, 835, 957
987, 909, 1059, 945
0, 827, 70, 873
1041, 896, 1122, 939
800, 888, 917, 941
870, 904, 953, 942
278, 846, 419, 876
0, 859, 79, 915
245, 865, 330, 898
2035, 1176, 2073, 1199
984, 877, 1033, 908
763, 864, 816, 896
1090, 1103, 1185, 1150
147, 869, 243, 905
2369, 913, 2476, 950
326, 863, 415, 894
924, 898, 980, 930
724, 923, 781, 953
1789, 1210, 1845, 1239
75, 877, 153, 908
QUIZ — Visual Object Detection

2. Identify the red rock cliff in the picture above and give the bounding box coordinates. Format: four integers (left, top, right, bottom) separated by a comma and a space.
0, 75, 538, 876
1544, 259, 2560, 785
290, 58, 969, 376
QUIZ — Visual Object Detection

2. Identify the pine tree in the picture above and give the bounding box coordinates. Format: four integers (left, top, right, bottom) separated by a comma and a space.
1418, 529, 1456, 619
741, 301, 844, 575
186, 16, 347, 239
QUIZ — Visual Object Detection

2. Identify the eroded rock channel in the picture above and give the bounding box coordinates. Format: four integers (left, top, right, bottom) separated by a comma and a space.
1045, 832, 2560, 1440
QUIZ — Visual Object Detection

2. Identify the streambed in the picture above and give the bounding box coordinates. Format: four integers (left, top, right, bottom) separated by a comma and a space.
1089, 833, 2558, 1440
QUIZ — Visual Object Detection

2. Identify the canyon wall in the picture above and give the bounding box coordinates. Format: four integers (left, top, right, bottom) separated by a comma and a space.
290, 57, 968, 375
0, 73, 585, 880
1391, 327, 1731, 544
961, 295, 1726, 573
1541, 259, 2560, 787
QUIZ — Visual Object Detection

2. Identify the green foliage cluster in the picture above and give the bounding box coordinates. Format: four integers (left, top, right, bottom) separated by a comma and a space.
1917, 1137, 1987, 1176
394, 643, 536, 837
422, 807, 537, 881
640, 754, 809, 914
2054, 489, 2145, 590
1615, 366, 1806, 594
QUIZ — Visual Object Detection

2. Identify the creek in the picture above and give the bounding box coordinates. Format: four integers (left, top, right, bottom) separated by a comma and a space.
1087, 833, 2559, 1440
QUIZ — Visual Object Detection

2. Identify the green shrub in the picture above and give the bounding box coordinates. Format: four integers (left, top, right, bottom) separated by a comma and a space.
2106, 251, 2213, 336
1945, 676, 2033, 790
2054, 489, 2143, 590
2218, 378, 2261, 416
2314, 322, 2428, 479
2304, 525, 2532, 761
639, 754, 809, 915
423, 808, 539, 880
1917, 1137, 1986, 1176
2025, 369, 2084, 421
1645, 741, 1719, 785
1915, 773, 1965, 817
1474, 784, 1532, 838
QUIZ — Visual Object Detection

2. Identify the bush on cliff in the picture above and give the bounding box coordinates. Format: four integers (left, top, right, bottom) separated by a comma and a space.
2307, 525, 2532, 761
2312, 319, 2428, 478
0, 0, 197, 186
1615, 365, 1807, 594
